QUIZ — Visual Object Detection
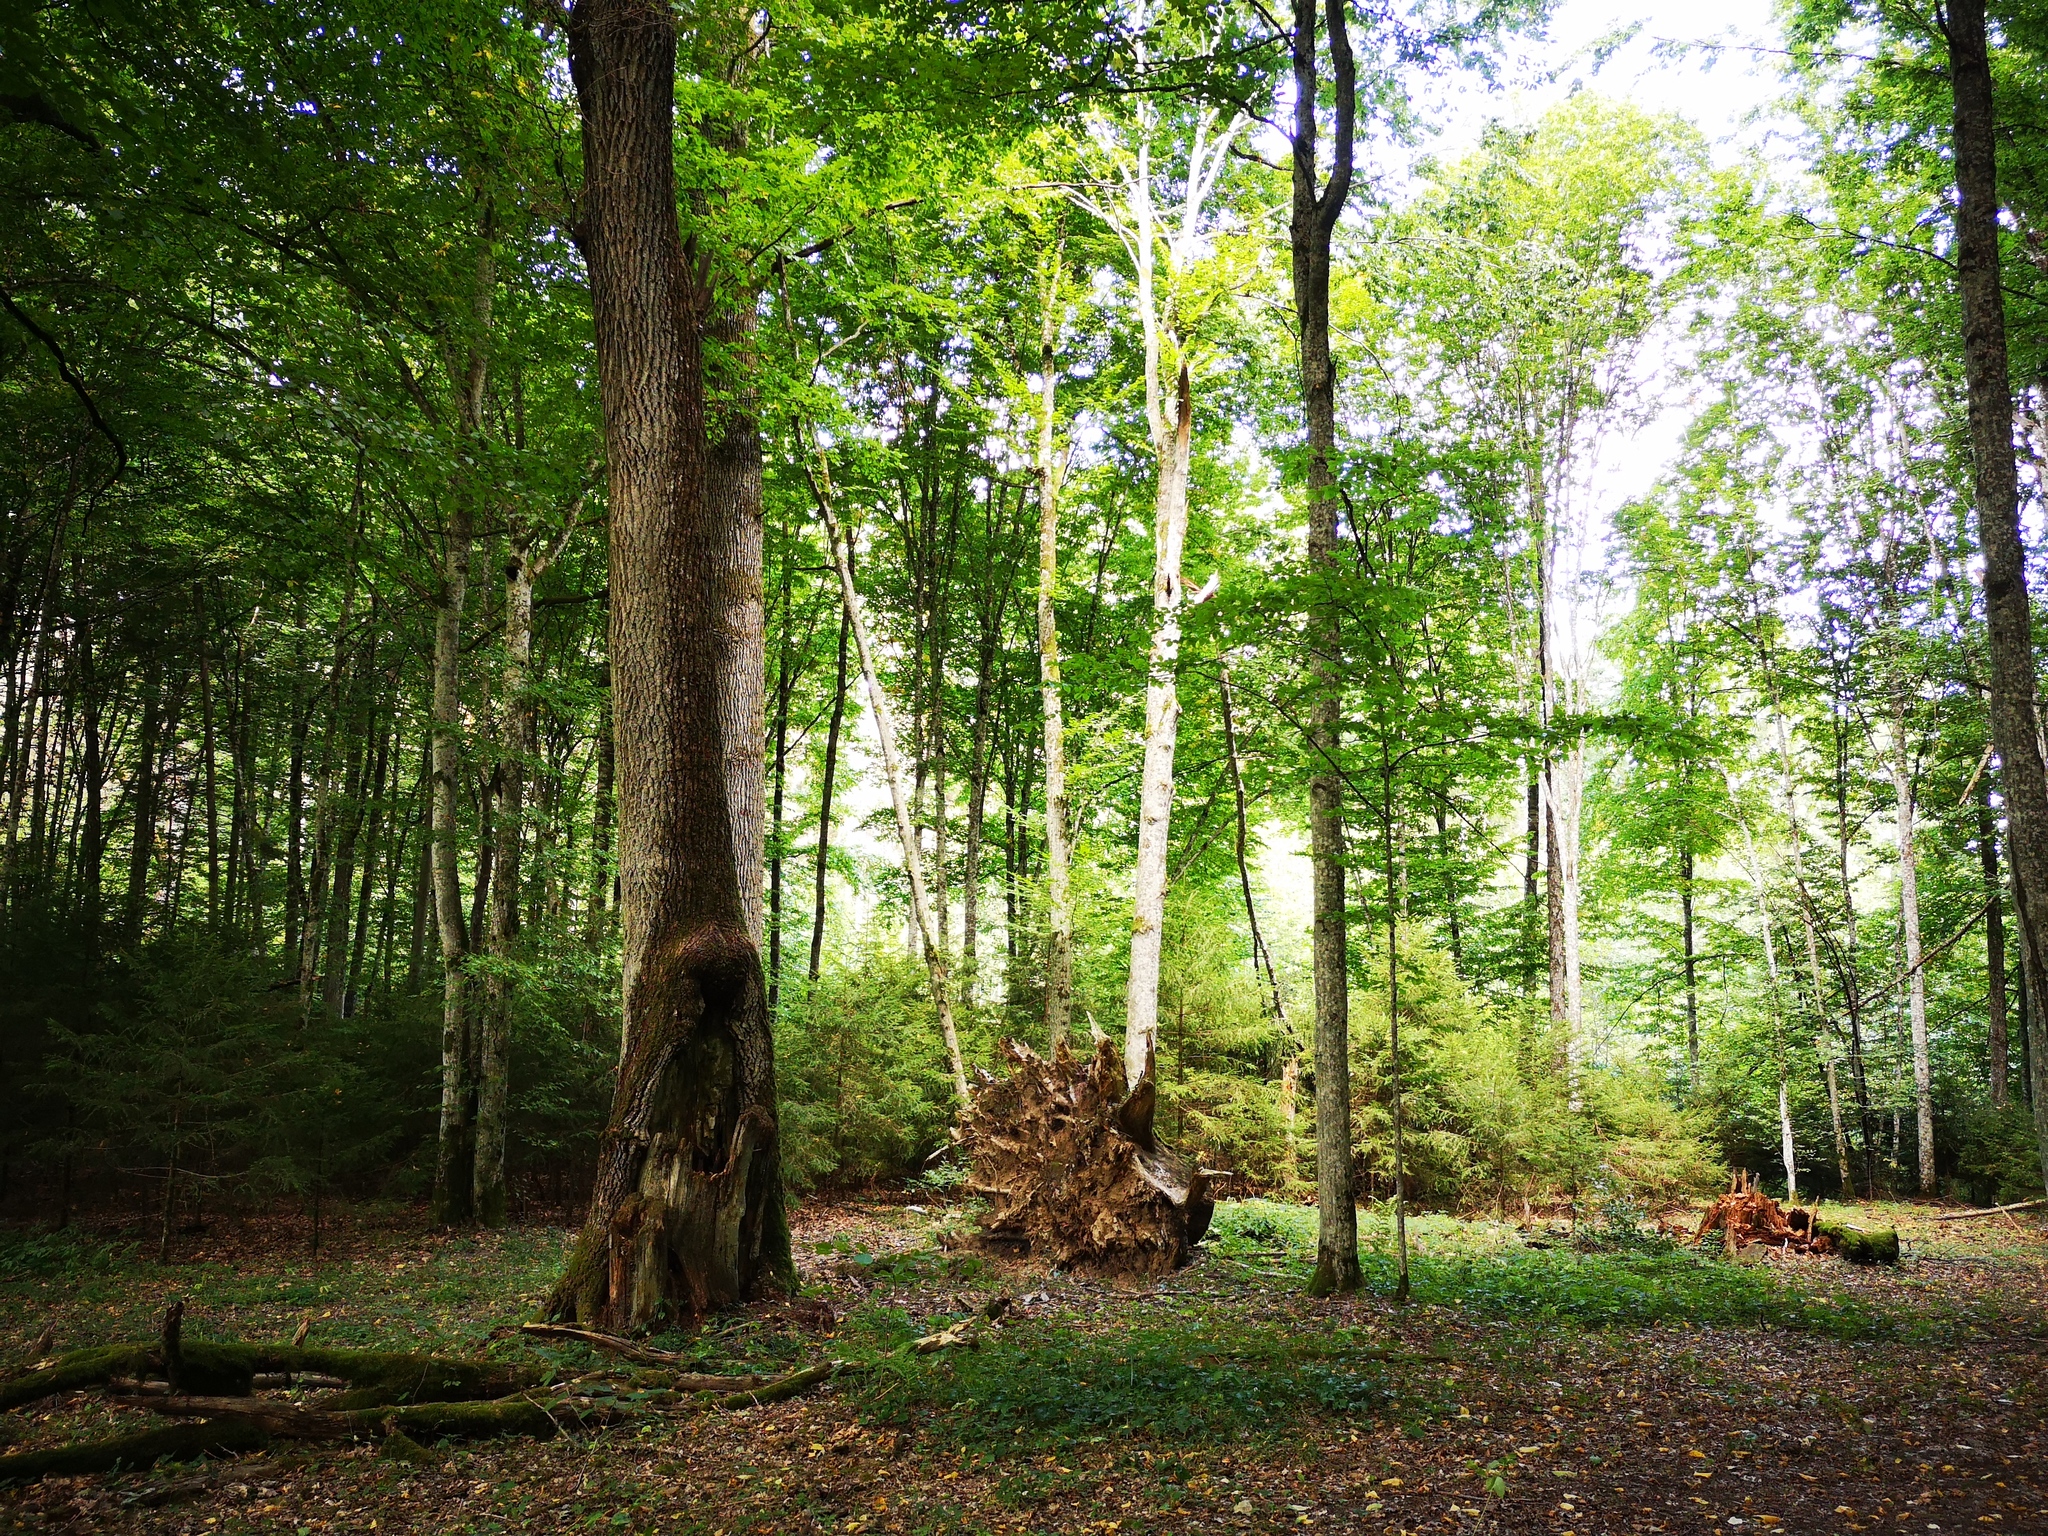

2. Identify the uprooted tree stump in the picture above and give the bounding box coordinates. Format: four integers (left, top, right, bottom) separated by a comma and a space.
1694, 1171, 1899, 1265
960, 1037, 1213, 1274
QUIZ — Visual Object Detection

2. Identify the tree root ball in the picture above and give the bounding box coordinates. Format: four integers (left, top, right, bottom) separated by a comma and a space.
960, 1038, 1213, 1274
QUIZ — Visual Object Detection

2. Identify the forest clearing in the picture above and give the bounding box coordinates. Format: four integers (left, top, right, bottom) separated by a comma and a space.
12, 0, 2048, 1529
1, 1193, 2045, 1534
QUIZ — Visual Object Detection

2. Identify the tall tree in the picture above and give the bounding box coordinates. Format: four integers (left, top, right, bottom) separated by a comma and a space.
546, 0, 789, 1322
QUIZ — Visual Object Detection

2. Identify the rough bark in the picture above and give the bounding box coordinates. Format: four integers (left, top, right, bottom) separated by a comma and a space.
1947, 0, 2048, 1190
546, 0, 789, 1325
1291, 0, 1360, 1297
1036, 265, 1074, 1048
962, 1038, 1212, 1273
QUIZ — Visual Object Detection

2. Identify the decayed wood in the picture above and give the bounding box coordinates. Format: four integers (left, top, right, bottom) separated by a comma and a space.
1694, 1171, 1832, 1256
962, 1037, 1213, 1274
1935, 1197, 2048, 1222
518, 1323, 773, 1389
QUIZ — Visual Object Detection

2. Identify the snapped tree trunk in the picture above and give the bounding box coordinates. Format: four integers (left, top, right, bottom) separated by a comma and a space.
1289, 0, 1360, 1298
1946, 0, 2048, 1191
547, 0, 790, 1323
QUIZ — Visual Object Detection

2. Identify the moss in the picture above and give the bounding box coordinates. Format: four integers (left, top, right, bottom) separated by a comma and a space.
377, 1428, 435, 1464
1, 1340, 533, 1414
0, 1344, 155, 1412
381, 1395, 566, 1441
1817, 1219, 1900, 1266
0, 1421, 272, 1483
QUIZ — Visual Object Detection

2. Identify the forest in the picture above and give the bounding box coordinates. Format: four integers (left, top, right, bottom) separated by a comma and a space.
3, 0, 2048, 1531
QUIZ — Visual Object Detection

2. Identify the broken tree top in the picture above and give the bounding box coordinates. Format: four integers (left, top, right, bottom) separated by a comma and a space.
961, 1037, 1214, 1274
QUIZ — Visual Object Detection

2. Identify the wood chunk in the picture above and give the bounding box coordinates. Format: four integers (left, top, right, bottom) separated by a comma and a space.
960, 1038, 1213, 1274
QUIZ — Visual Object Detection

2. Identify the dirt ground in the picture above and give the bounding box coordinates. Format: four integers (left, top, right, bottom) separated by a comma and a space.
1, 1195, 2043, 1535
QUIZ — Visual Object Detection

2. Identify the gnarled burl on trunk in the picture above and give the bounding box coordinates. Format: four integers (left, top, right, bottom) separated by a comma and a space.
962, 1038, 1213, 1273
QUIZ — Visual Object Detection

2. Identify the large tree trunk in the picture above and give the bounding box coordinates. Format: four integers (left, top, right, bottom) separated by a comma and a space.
1290, 0, 1360, 1297
1947, 0, 2048, 1191
547, 0, 789, 1323
1036, 270, 1074, 1049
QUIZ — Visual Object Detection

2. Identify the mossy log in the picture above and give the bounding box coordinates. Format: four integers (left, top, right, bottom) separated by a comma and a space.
1, 1340, 537, 1413
961, 1038, 1213, 1274
1815, 1218, 1900, 1265
0, 1420, 273, 1483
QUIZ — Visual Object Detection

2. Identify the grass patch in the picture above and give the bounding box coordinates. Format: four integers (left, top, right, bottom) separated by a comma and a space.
851, 1308, 1453, 1449
1204, 1199, 1894, 1339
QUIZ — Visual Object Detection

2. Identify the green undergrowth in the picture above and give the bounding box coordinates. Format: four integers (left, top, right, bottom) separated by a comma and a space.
847, 1308, 1455, 1449
1203, 1199, 1896, 1340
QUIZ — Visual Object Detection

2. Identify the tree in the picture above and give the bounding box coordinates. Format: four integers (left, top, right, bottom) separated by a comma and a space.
545, 0, 789, 1323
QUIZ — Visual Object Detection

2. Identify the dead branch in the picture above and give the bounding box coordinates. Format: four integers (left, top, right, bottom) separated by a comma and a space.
1934, 1198, 2048, 1221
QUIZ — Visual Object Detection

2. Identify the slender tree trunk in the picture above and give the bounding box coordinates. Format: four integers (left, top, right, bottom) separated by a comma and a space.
1289, 0, 1361, 1297
811, 462, 969, 1102
1221, 667, 1286, 1028
1834, 725, 1879, 1195
1982, 789, 2011, 1109
197, 599, 221, 926
962, 643, 995, 1006
430, 262, 486, 1223
1037, 272, 1074, 1048
547, 0, 789, 1322
810, 606, 848, 984
477, 540, 536, 1228
1124, 362, 1192, 1086
1681, 849, 1698, 1089
1891, 731, 1935, 1194
124, 678, 164, 942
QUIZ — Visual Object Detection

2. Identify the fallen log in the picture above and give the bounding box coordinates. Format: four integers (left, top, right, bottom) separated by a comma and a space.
1934, 1198, 2048, 1222
0, 1421, 273, 1484
961, 1038, 1213, 1273
1814, 1218, 1900, 1266
119, 1390, 626, 1442
2, 1337, 538, 1414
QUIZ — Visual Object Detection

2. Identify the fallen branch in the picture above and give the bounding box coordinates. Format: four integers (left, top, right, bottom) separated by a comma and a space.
118, 1389, 627, 1442
3, 1338, 538, 1414
1934, 1198, 2048, 1222
516, 1323, 774, 1389
712, 1316, 987, 1411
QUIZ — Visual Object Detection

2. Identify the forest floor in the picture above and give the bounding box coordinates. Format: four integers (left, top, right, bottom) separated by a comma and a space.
0, 1192, 2043, 1535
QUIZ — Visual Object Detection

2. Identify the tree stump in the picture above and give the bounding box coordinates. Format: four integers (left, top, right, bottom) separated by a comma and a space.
960, 1038, 1213, 1274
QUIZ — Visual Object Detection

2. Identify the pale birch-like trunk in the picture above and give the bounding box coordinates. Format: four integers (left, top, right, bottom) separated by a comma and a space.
811, 461, 969, 1104
1036, 268, 1074, 1049
1123, 361, 1192, 1088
